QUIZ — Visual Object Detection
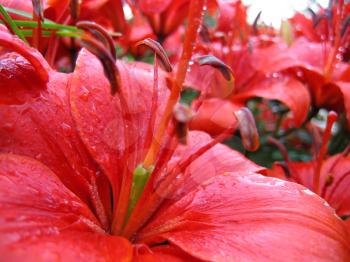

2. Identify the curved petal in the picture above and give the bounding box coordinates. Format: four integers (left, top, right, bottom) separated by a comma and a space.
134, 244, 201, 262
1, 233, 132, 262
269, 155, 350, 218
0, 153, 100, 243
320, 156, 350, 217
253, 38, 324, 75
0, 63, 108, 216
0, 31, 49, 105
235, 76, 311, 127
290, 13, 320, 41
154, 131, 264, 201
0, 153, 132, 260
189, 98, 241, 135
69, 49, 169, 187
0, 30, 49, 83
139, 173, 350, 261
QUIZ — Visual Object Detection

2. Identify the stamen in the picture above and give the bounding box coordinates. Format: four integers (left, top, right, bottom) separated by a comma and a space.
252, 11, 262, 35
136, 38, 173, 72
314, 111, 338, 194
275, 161, 292, 179
199, 24, 210, 42
195, 55, 234, 81
31, 0, 43, 21
142, 0, 206, 168
77, 21, 117, 60
267, 136, 290, 162
173, 103, 193, 144
79, 35, 120, 94
70, 0, 81, 22
234, 107, 260, 152
122, 123, 236, 239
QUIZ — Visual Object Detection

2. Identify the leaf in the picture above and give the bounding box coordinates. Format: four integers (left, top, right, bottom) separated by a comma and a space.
0, 4, 28, 43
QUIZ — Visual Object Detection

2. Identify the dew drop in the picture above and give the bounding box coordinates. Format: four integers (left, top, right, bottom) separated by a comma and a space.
61, 123, 72, 136
2, 123, 14, 132
79, 86, 90, 101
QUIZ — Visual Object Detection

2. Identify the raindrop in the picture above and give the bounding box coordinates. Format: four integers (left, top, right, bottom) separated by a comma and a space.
272, 72, 280, 78
296, 70, 304, 78
335, 53, 343, 60
2, 123, 14, 132
61, 123, 72, 136
79, 86, 90, 101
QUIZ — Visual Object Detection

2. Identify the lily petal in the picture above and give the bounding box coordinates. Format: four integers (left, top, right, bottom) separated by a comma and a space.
139, 173, 350, 261
235, 76, 311, 128
69, 49, 169, 187
164, 131, 264, 200
190, 98, 242, 135
0, 153, 132, 260
0, 58, 109, 217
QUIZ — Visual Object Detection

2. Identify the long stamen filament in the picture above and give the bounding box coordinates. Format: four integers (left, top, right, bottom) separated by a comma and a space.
143, 0, 206, 168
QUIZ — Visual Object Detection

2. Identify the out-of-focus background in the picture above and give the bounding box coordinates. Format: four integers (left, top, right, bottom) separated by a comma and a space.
242, 0, 328, 27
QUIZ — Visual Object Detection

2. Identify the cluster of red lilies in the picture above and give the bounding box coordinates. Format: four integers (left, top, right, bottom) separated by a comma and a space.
0, 0, 350, 261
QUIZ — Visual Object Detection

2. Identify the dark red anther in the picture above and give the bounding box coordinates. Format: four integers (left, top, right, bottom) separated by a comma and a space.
31, 0, 43, 21
173, 103, 193, 144
275, 162, 291, 178
77, 21, 116, 61
136, 38, 173, 73
234, 107, 260, 152
196, 55, 234, 81
79, 35, 120, 95
70, 0, 81, 21
252, 11, 262, 35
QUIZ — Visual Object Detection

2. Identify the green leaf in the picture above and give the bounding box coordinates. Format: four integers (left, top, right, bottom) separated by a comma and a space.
0, 5, 28, 43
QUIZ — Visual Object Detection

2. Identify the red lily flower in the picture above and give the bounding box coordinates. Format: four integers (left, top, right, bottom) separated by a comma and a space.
267, 112, 350, 230
184, 1, 310, 135
252, 1, 350, 128
1, 2, 350, 261
135, 0, 217, 40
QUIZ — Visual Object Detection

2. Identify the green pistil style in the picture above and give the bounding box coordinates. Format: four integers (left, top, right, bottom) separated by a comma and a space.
125, 164, 154, 223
